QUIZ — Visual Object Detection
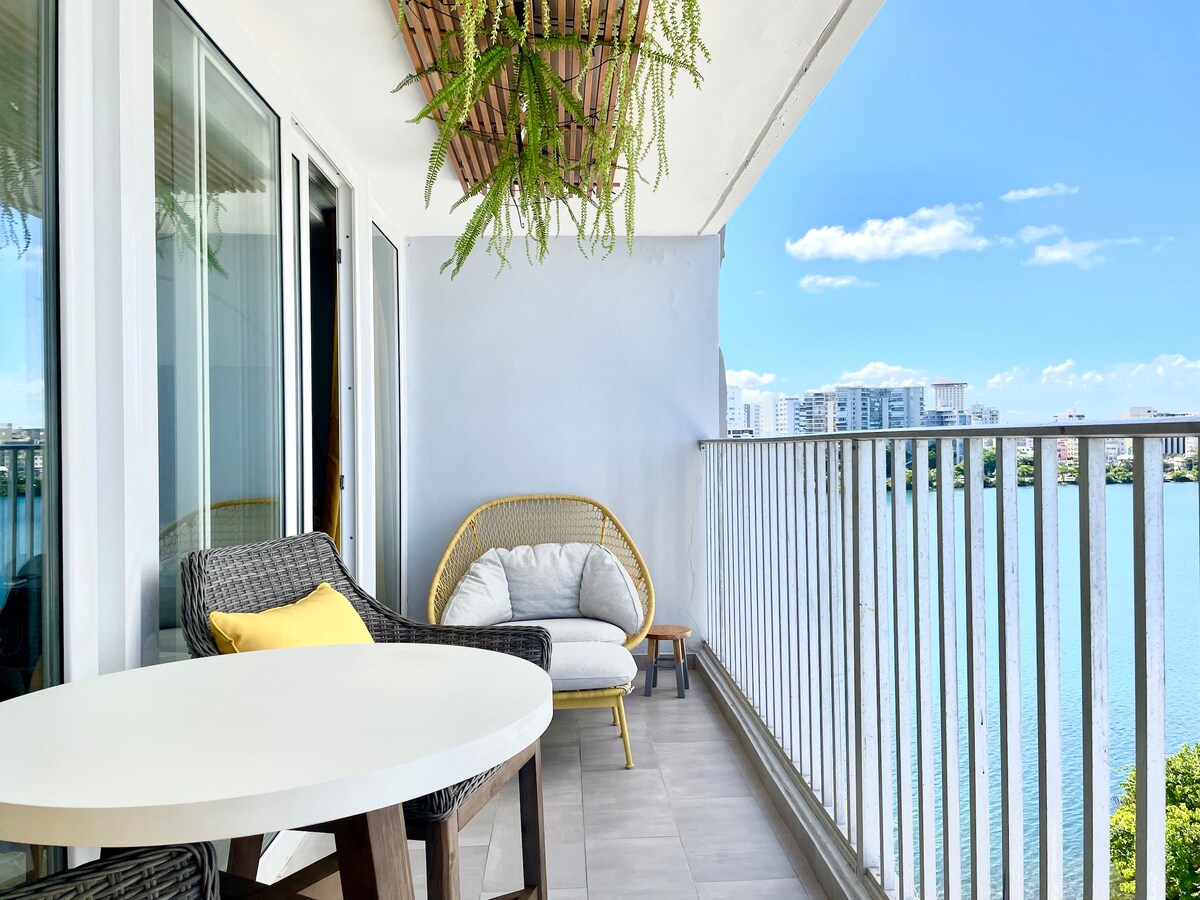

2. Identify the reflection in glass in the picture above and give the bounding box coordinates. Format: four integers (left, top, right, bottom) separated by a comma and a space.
154, 0, 283, 662
372, 226, 400, 608
0, 0, 61, 886
307, 164, 340, 547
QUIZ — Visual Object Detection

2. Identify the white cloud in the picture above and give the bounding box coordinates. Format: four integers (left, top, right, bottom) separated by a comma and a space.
1114, 236, 1143, 245
1042, 359, 1076, 386
1000, 182, 1080, 202
1024, 237, 1107, 269
975, 355, 1200, 423
1018, 224, 1064, 244
785, 203, 989, 262
798, 274, 877, 292
726, 369, 776, 390
824, 361, 929, 389
987, 366, 1024, 388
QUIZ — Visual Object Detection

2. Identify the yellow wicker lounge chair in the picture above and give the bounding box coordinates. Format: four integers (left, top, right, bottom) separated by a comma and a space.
429, 495, 655, 768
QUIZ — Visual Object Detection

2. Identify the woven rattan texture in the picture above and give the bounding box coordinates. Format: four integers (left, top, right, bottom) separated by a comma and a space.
178, 532, 551, 821
159, 499, 279, 561
429, 495, 654, 649
0, 845, 217, 900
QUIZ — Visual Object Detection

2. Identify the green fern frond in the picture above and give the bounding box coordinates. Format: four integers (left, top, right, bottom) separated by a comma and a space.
396, 1, 708, 276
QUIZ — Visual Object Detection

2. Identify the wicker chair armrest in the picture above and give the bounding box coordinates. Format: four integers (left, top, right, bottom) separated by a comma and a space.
374, 614, 552, 672
0, 845, 218, 900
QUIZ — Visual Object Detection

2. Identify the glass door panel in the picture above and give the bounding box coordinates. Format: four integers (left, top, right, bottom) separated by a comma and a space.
154, 0, 283, 662
371, 226, 400, 608
306, 163, 341, 547
0, 0, 61, 885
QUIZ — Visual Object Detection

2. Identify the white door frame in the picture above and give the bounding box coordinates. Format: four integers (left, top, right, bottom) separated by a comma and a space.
291, 126, 359, 572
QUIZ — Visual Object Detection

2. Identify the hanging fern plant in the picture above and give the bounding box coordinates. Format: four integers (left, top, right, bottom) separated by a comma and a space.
394, 0, 706, 276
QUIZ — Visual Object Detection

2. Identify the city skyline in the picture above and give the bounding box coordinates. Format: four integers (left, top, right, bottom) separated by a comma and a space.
718, 0, 1199, 426
725, 370, 1195, 439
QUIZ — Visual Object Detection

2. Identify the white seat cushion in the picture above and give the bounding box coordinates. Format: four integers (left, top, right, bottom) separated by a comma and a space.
508, 617, 627, 644
497, 543, 592, 620
548, 641, 638, 692
441, 549, 512, 626
579, 545, 643, 634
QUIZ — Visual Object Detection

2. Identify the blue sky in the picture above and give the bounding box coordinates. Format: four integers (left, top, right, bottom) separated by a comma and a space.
720, 0, 1199, 424
0, 216, 46, 429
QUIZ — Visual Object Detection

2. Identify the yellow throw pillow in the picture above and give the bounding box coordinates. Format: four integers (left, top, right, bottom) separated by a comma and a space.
208, 583, 374, 654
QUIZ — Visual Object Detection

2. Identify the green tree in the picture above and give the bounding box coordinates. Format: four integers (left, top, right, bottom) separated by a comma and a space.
1107, 465, 1134, 485
1111, 744, 1200, 898
983, 447, 997, 477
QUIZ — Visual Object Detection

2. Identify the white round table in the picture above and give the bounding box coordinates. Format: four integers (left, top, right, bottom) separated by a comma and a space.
0, 643, 552, 850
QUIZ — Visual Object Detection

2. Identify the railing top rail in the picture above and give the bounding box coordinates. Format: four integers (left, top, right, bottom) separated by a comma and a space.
699, 416, 1200, 447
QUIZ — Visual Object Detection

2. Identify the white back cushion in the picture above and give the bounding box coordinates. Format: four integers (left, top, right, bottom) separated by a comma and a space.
579, 545, 643, 634
441, 549, 512, 625
498, 543, 592, 621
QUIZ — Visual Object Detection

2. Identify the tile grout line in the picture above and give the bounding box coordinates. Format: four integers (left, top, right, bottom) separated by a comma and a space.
649, 717, 701, 899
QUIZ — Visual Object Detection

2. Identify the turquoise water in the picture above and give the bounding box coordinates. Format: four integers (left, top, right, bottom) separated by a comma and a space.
5, 486, 1199, 895
0, 494, 42, 600
898, 482, 1200, 898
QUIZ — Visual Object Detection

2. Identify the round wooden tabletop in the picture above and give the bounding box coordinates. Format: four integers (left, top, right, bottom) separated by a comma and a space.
0, 643, 553, 848
646, 624, 692, 640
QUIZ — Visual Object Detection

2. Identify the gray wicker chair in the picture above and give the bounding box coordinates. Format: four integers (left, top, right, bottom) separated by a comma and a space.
0, 845, 217, 900
179, 531, 551, 899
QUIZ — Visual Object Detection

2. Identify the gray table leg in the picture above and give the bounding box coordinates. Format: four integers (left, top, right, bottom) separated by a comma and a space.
682, 648, 690, 690
644, 651, 655, 697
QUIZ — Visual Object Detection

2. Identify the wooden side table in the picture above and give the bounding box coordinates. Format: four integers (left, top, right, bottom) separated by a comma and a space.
644, 624, 692, 698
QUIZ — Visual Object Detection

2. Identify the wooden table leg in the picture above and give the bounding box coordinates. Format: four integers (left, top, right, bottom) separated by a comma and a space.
228, 835, 264, 879
426, 811, 461, 900
518, 742, 547, 897
333, 805, 416, 900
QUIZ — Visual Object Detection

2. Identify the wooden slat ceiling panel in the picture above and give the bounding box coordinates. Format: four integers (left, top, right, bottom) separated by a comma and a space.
389, 0, 649, 193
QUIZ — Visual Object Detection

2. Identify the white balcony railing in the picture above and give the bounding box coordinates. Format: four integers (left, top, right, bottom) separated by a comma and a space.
0, 442, 41, 592
700, 419, 1200, 899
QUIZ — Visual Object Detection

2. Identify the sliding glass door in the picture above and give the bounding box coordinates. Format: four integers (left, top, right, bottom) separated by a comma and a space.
372, 226, 401, 607
0, 0, 61, 885
154, 0, 284, 661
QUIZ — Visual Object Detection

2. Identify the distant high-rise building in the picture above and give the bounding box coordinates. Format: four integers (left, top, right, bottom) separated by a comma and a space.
1053, 408, 1085, 461
1054, 408, 1086, 423
887, 386, 926, 428
801, 391, 837, 434
967, 403, 1000, 426
831, 385, 926, 432
921, 408, 970, 428
836, 386, 888, 432
725, 386, 745, 432
1117, 406, 1197, 456
744, 402, 764, 436
774, 396, 804, 437
931, 381, 967, 412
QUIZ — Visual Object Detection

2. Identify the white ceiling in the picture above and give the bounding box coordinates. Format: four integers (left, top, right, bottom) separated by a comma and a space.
226, 0, 883, 236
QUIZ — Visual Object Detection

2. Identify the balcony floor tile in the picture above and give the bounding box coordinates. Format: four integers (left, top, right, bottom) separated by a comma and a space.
281, 665, 827, 899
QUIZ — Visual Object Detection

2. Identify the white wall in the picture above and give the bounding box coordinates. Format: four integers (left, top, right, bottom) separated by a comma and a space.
404, 237, 721, 636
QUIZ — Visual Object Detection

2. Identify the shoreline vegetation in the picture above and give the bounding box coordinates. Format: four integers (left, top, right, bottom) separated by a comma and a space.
887, 448, 1199, 491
